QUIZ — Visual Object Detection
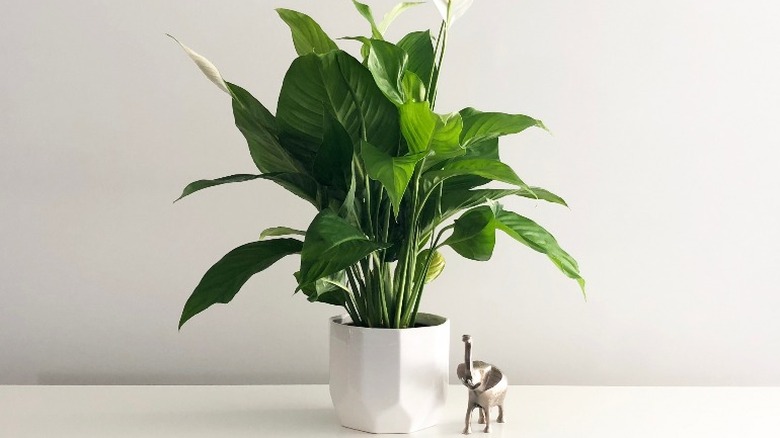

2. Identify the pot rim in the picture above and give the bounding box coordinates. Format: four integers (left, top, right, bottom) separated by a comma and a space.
330, 313, 448, 331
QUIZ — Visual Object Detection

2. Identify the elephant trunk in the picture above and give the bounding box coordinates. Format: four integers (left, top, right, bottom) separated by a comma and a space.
463, 334, 473, 378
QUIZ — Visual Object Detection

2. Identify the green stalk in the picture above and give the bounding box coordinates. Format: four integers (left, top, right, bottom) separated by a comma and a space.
373, 253, 390, 326
346, 266, 368, 326
426, 21, 445, 103
364, 175, 375, 240
343, 292, 360, 325
402, 224, 453, 325
359, 258, 377, 325
430, 5, 452, 110
399, 158, 428, 327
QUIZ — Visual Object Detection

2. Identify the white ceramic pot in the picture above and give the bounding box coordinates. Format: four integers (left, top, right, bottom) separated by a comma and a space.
329, 313, 450, 433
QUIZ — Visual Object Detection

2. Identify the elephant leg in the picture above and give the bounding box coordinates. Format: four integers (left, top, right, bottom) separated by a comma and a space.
483, 405, 492, 433
497, 404, 505, 423
478, 406, 486, 424
463, 403, 477, 435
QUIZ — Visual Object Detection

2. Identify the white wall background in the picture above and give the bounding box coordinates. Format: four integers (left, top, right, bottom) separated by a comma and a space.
2, 0, 779, 386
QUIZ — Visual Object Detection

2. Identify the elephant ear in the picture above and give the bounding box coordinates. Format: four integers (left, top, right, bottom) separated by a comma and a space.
481, 366, 504, 390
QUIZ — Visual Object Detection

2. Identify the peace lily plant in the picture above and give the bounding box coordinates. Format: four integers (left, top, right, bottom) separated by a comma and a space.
172, 0, 585, 330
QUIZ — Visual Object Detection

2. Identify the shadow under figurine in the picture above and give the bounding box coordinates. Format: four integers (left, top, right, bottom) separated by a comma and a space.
457, 334, 508, 434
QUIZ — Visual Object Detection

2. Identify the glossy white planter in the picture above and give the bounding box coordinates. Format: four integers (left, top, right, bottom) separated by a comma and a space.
329, 313, 450, 434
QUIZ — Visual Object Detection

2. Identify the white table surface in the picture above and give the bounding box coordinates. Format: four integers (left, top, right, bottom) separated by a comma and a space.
1, 385, 779, 437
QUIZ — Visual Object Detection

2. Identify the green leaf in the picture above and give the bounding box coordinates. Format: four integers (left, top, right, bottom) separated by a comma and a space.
519, 186, 568, 207
379, 2, 425, 34
337, 162, 361, 226
175, 172, 322, 208
428, 188, 520, 227
442, 206, 497, 261
428, 112, 465, 165
367, 39, 408, 105
397, 31, 435, 93
401, 71, 426, 103
276, 9, 339, 55
493, 207, 585, 294
460, 107, 548, 147
361, 140, 426, 216
227, 83, 303, 175
461, 137, 499, 161
277, 51, 401, 164
424, 159, 529, 189
294, 270, 350, 306
440, 186, 567, 216
299, 211, 386, 287
175, 174, 265, 202
260, 227, 306, 240
422, 186, 567, 237
168, 40, 303, 175
416, 249, 446, 283
351, 1, 382, 39
312, 111, 354, 192
262, 172, 323, 208
442, 138, 499, 191
400, 101, 438, 153
179, 238, 303, 328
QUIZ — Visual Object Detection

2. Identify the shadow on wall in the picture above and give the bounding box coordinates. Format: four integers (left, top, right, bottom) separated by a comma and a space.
36, 373, 328, 385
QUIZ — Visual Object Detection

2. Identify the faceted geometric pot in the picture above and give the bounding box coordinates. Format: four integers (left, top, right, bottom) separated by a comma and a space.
329, 313, 450, 433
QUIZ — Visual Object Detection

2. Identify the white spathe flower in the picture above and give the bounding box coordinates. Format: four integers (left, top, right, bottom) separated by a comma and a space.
167, 34, 230, 95
432, 0, 473, 26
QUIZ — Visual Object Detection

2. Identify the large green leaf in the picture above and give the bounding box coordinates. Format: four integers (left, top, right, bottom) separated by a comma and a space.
299, 211, 386, 287
175, 174, 265, 202
423, 159, 529, 189
277, 51, 401, 164
361, 141, 425, 216
519, 186, 568, 207
264, 172, 323, 207
439, 187, 566, 214
276, 55, 330, 165
401, 71, 426, 103
168, 39, 303, 175
422, 185, 567, 235
461, 137, 499, 161
460, 107, 547, 147
294, 270, 350, 306
332, 52, 401, 154
442, 206, 496, 261
276, 9, 339, 55
312, 111, 353, 192
427, 112, 465, 166
227, 83, 302, 174
367, 39, 408, 105
442, 138, 499, 190
351, 1, 382, 39
397, 31, 435, 92
493, 208, 585, 294
400, 101, 438, 153
179, 238, 303, 328
175, 172, 322, 208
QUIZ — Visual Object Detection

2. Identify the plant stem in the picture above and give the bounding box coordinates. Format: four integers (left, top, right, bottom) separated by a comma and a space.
430, 15, 450, 110
426, 21, 445, 103
373, 253, 390, 326
402, 224, 453, 325
364, 175, 375, 240
346, 266, 367, 327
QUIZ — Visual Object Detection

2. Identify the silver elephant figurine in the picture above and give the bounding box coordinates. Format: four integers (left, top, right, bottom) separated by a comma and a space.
457, 334, 507, 434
